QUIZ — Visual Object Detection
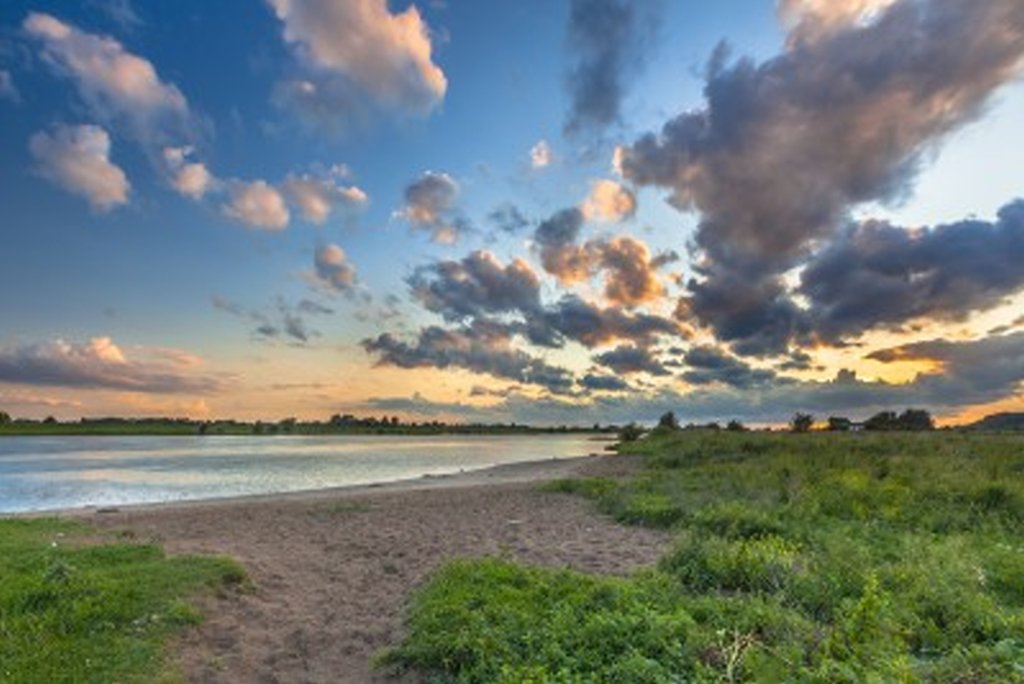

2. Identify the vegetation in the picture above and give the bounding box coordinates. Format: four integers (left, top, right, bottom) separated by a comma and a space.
0, 518, 246, 682
386, 429, 1024, 682
0, 413, 617, 437
789, 412, 814, 433
969, 412, 1024, 432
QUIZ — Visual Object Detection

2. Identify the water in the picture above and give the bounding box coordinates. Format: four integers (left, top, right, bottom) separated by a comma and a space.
0, 434, 606, 513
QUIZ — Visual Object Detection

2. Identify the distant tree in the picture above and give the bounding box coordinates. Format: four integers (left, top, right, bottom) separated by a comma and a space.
726, 420, 746, 432
253, 420, 264, 435
657, 411, 680, 431
0, 410, 10, 425
865, 411, 898, 431
790, 413, 814, 433
827, 416, 852, 432
896, 409, 934, 431
619, 423, 645, 442
43, 415, 57, 425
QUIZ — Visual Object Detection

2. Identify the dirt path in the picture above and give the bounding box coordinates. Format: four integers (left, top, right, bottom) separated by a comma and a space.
83, 455, 667, 683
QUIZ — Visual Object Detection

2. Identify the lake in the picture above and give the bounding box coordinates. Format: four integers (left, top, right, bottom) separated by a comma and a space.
0, 434, 607, 513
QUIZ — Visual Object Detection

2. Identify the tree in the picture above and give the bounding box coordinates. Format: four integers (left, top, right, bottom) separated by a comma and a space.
896, 409, 934, 431
43, 415, 57, 425
726, 420, 747, 432
791, 412, 814, 433
827, 416, 852, 432
864, 411, 898, 431
619, 423, 645, 442
0, 410, 10, 425
657, 411, 680, 431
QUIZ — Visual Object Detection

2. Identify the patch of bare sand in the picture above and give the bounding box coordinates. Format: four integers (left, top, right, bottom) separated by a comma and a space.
84, 454, 667, 683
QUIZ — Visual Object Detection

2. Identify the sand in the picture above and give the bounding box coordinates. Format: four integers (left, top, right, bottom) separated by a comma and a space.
72, 454, 669, 683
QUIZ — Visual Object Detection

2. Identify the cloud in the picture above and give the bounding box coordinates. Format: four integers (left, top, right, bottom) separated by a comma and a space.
564, 0, 659, 134
597, 236, 666, 307
362, 331, 1024, 426
534, 208, 592, 283
268, 0, 447, 131
162, 146, 214, 200
530, 139, 552, 169
362, 321, 575, 393
533, 209, 667, 307
313, 243, 358, 294
529, 295, 681, 349
487, 204, 530, 234
408, 251, 542, 322
579, 373, 630, 392
581, 179, 636, 222
779, 0, 901, 41
0, 70, 20, 102
802, 199, 1024, 341
92, 0, 143, 31
617, 0, 1024, 355
29, 124, 130, 212
282, 173, 368, 224
24, 12, 190, 143
593, 344, 668, 376
400, 171, 466, 243
0, 337, 223, 394
681, 345, 781, 389
213, 296, 326, 345
222, 180, 290, 230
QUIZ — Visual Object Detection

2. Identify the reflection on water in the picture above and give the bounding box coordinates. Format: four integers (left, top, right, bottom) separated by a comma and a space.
0, 435, 603, 512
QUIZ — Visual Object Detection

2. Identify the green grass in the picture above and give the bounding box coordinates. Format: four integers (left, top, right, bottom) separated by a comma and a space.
0, 518, 246, 683
385, 431, 1024, 682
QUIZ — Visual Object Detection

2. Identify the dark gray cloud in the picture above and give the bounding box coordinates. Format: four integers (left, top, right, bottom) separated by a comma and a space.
564, 0, 660, 134
0, 338, 223, 394
408, 251, 542, 322
593, 344, 668, 376
361, 321, 575, 394
369, 331, 1024, 425
681, 345, 782, 389
213, 295, 322, 346
579, 373, 631, 392
528, 295, 681, 349
314, 244, 358, 295
618, 0, 1024, 354
487, 204, 531, 234
802, 199, 1024, 341
401, 171, 467, 243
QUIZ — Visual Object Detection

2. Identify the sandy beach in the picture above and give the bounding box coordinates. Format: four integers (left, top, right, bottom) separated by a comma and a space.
66, 453, 669, 683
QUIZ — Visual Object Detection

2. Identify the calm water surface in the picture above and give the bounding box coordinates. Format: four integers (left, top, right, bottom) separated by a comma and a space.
0, 434, 605, 513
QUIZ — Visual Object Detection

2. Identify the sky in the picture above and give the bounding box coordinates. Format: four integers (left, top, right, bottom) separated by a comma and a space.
1, 0, 1023, 426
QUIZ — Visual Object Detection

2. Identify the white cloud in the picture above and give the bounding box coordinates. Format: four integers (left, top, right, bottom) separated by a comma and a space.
282, 173, 368, 224
24, 12, 189, 142
29, 124, 130, 212
581, 179, 636, 222
0, 70, 19, 102
314, 243, 358, 293
222, 180, 290, 230
268, 0, 447, 128
162, 146, 214, 200
530, 139, 552, 169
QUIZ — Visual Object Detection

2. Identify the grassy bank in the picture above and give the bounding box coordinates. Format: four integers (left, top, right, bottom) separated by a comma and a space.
384, 430, 1024, 682
0, 518, 245, 683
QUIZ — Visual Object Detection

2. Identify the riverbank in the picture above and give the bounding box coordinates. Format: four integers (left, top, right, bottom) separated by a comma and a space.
59, 453, 668, 682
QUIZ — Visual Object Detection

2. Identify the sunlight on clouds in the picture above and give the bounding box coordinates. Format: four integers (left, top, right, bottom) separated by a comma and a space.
29, 124, 129, 212
222, 180, 290, 231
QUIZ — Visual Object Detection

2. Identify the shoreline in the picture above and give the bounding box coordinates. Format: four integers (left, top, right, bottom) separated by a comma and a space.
7, 450, 612, 519
68, 450, 664, 683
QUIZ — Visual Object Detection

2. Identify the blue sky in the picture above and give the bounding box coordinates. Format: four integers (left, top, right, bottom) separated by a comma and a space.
1, 0, 1022, 424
